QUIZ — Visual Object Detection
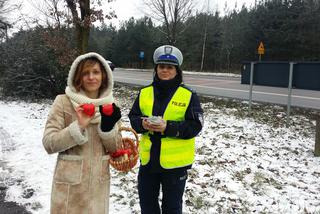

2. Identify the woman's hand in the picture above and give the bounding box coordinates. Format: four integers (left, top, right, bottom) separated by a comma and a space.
75, 106, 94, 130
99, 103, 122, 132
142, 117, 167, 133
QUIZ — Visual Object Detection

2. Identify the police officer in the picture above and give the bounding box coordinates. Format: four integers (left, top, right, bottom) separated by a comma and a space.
129, 45, 203, 214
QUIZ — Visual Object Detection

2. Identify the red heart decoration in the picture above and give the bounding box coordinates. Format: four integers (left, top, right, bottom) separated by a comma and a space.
81, 103, 95, 117
102, 104, 114, 116
111, 149, 131, 158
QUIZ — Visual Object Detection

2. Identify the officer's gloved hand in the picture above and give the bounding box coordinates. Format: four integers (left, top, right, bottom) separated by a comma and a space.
99, 103, 121, 132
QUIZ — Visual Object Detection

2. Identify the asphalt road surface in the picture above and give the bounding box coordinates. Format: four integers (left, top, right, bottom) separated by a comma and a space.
113, 68, 320, 110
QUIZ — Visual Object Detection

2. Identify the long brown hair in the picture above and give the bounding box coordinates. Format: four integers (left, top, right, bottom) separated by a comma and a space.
73, 57, 108, 92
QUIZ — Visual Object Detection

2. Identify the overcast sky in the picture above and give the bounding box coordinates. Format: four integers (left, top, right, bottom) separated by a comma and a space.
106, 0, 256, 27
11, 0, 256, 30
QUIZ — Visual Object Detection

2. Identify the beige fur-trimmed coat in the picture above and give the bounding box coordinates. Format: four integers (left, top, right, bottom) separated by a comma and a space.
42, 52, 122, 214
43, 95, 121, 214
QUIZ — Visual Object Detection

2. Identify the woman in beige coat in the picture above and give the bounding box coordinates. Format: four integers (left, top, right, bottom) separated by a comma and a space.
43, 52, 122, 214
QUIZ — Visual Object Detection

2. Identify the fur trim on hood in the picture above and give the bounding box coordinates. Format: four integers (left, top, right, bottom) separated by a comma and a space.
67, 52, 113, 98
65, 52, 114, 123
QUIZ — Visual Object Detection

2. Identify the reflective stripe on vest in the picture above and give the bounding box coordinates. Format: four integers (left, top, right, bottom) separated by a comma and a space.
139, 85, 195, 169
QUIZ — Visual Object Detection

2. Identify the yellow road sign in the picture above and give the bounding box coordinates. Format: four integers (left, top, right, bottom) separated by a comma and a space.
258, 42, 265, 55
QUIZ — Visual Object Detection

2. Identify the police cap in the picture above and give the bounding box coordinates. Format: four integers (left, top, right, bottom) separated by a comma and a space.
153, 45, 183, 67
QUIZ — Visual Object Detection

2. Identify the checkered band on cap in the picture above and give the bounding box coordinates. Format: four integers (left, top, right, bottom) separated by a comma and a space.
153, 45, 183, 66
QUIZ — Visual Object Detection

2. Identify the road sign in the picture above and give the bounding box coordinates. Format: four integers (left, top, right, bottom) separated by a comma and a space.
139, 51, 144, 59
258, 42, 265, 55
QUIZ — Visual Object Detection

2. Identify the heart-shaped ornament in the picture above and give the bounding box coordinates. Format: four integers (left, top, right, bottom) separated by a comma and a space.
82, 103, 95, 117
111, 149, 131, 158
102, 104, 114, 116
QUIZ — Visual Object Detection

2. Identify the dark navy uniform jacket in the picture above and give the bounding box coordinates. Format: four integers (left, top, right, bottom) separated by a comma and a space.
128, 74, 203, 173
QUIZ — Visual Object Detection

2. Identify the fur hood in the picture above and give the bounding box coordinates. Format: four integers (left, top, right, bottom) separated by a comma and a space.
67, 52, 113, 99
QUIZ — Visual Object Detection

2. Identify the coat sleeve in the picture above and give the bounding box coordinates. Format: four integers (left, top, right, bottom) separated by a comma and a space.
128, 92, 149, 134
42, 95, 88, 154
97, 121, 122, 153
164, 92, 203, 139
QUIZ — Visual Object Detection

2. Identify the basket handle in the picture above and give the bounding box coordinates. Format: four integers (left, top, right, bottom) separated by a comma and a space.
119, 126, 139, 146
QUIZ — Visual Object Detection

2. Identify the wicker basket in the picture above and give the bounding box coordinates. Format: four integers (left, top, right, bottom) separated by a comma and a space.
109, 127, 139, 172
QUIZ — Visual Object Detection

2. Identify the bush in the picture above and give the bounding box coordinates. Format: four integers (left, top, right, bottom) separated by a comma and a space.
0, 27, 69, 99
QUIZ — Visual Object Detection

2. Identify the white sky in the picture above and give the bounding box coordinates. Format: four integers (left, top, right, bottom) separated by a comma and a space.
10, 0, 256, 30
105, 0, 256, 27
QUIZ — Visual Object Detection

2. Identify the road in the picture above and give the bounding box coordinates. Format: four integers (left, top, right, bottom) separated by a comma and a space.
113, 68, 320, 110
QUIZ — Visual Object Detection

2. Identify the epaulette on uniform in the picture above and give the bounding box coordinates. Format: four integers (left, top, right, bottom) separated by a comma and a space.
180, 83, 195, 93
140, 83, 153, 90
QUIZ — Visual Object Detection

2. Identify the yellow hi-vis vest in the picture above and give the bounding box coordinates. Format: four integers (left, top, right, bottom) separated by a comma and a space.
139, 85, 195, 169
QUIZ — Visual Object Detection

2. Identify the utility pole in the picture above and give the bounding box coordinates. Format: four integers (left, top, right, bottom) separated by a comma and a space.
200, 0, 210, 72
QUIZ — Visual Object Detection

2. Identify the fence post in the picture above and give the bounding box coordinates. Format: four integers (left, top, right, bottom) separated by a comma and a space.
248, 62, 255, 114
286, 62, 294, 127
315, 115, 320, 157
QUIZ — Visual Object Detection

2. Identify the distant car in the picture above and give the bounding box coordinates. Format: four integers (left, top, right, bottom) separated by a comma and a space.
107, 60, 115, 71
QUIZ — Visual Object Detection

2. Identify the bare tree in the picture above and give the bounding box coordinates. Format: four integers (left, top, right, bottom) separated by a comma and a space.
143, 0, 194, 45
65, 0, 90, 53
28, 0, 115, 54
0, 0, 21, 41
25, 0, 65, 28
65, 0, 116, 53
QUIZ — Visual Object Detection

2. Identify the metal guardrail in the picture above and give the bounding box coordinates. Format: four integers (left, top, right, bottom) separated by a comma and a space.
248, 62, 296, 126
242, 61, 320, 91
246, 62, 320, 155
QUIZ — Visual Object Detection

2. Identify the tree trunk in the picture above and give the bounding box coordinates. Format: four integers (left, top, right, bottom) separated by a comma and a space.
82, 27, 90, 54
66, 0, 90, 54
79, 0, 90, 54
76, 24, 90, 54
315, 114, 320, 156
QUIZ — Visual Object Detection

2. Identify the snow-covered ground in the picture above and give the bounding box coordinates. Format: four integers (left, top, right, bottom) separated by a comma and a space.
0, 84, 319, 214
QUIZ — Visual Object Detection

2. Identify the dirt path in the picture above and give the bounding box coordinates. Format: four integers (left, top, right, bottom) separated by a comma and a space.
0, 127, 32, 214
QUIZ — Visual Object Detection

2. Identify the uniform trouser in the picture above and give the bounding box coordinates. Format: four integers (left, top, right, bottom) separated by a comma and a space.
138, 166, 188, 214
